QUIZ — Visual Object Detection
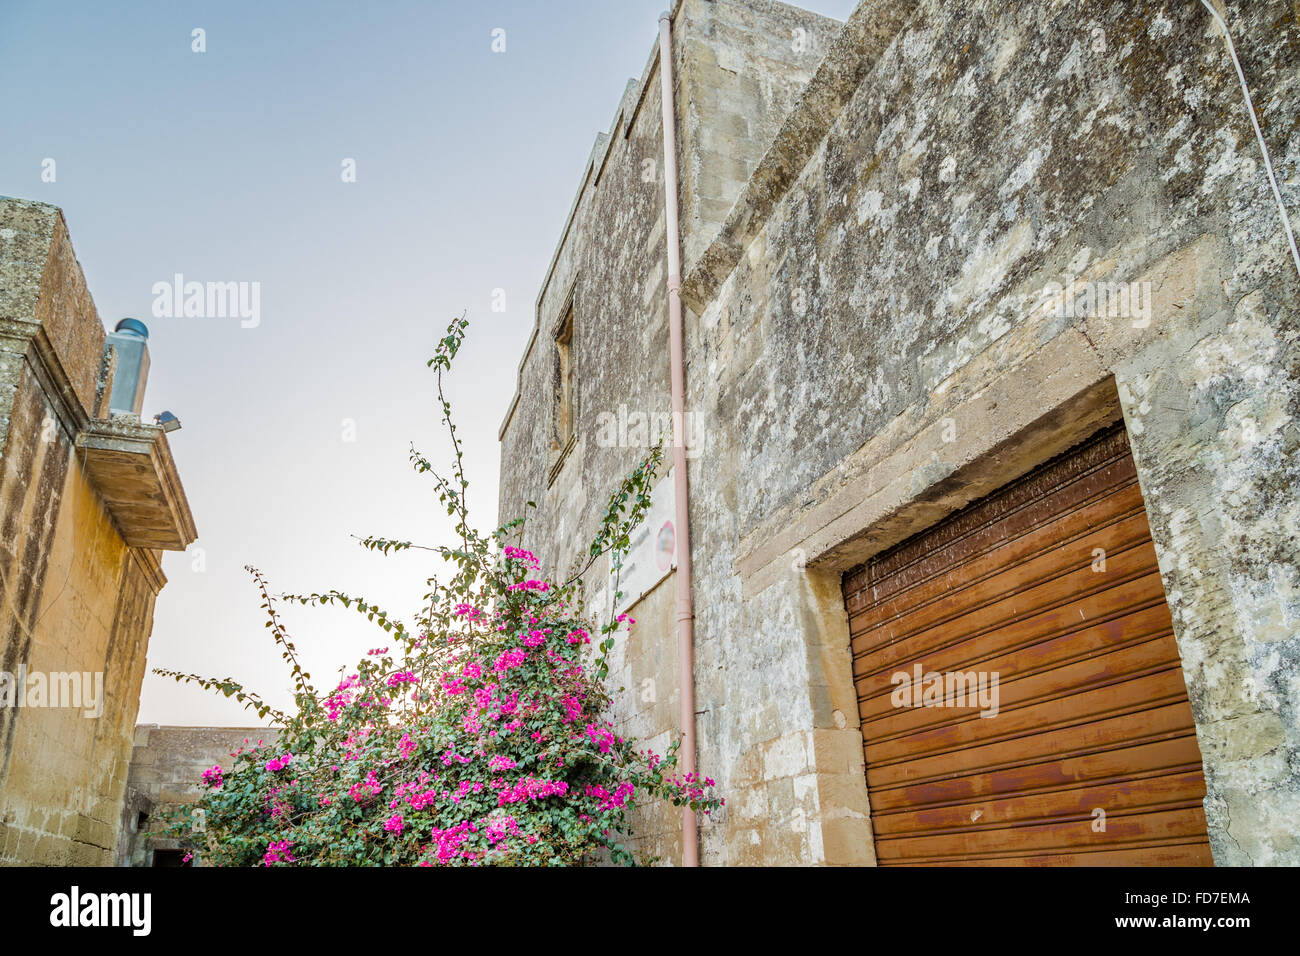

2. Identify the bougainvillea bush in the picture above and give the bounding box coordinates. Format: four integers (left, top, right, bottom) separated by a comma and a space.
155, 316, 719, 866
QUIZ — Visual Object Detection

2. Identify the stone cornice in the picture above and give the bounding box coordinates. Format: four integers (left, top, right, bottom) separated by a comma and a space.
75, 418, 198, 552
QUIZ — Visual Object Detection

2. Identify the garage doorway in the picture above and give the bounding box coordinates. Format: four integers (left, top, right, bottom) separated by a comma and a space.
843, 423, 1212, 865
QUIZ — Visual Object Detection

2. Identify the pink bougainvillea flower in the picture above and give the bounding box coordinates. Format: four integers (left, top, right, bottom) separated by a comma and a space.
348, 770, 382, 802
521, 628, 549, 647
173, 423, 723, 868
262, 839, 296, 866
441, 674, 466, 695
585, 723, 616, 754
506, 579, 549, 592
497, 776, 568, 806
493, 648, 528, 673
502, 546, 540, 569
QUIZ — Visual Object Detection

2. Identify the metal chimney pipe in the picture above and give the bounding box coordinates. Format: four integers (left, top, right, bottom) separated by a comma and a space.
106, 318, 150, 417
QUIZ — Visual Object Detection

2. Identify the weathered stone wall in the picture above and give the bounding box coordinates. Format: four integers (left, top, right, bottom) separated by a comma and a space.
499, 0, 1300, 865
497, 0, 840, 864
119, 725, 281, 866
0, 198, 193, 865
676, 0, 840, 269
685, 0, 1298, 866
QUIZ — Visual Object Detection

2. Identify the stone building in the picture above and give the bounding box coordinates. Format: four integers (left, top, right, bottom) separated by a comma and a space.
497, 0, 1300, 865
118, 725, 280, 866
0, 197, 197, 865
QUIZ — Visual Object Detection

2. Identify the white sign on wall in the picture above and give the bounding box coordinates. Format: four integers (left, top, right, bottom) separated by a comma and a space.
589, 469, 677, 621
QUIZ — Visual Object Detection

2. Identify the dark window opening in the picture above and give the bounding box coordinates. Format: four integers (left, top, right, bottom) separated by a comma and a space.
555, 304, 575, 449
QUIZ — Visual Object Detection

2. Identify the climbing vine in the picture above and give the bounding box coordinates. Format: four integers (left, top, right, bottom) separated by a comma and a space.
153, 315, 718, 866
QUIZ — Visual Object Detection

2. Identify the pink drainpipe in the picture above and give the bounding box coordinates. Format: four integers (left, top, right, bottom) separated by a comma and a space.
657, 10, 700, 868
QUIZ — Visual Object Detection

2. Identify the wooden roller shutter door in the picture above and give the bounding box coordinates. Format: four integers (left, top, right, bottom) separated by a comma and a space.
842, 424, 1213, 865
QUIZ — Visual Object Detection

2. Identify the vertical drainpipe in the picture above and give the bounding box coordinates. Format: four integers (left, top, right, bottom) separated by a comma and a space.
658, 9, 700, 867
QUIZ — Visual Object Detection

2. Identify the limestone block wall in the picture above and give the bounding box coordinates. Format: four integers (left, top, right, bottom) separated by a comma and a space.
0, 198, 192, 866
499, 0, 835, 553
676, 0, 1299, 864
119, 725, 281, 866
495, 0, 839, 863
501, 0, 1300, 866
676, 0, 839, 268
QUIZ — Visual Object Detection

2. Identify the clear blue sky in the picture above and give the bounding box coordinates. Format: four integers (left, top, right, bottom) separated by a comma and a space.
0, 0, 856, 725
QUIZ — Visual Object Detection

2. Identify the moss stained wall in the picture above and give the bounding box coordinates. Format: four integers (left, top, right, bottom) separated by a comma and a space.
496, 0, 836, 865
500, 0, 1300, 865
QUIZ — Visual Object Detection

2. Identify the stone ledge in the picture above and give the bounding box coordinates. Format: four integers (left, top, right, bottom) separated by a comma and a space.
75, 418, 197, 551
733, 327, 1116, 598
